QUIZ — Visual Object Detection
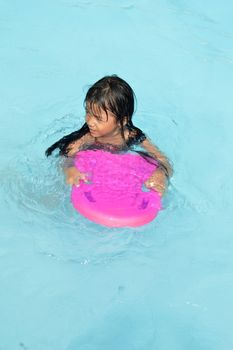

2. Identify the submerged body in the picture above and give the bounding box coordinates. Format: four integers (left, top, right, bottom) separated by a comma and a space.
64, 107, 172, 196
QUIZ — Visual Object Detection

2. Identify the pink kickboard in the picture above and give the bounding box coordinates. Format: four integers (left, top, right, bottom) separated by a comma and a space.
71, 150, 161, 227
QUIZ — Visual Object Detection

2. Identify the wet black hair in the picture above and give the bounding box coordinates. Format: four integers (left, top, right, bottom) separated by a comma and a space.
45, 75, 146, 156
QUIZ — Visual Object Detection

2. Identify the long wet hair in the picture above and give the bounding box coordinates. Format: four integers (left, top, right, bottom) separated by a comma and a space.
45, 75, 146, 156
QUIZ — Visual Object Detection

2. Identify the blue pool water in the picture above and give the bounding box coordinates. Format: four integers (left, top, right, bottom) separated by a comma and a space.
1, 1, 233, 349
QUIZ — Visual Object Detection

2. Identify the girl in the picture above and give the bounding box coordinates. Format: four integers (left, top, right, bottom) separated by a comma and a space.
46, 75, 173, 196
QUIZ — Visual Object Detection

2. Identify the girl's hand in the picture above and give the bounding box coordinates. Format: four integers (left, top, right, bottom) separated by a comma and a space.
64, 166, 89, 186
144, 169, 168, 196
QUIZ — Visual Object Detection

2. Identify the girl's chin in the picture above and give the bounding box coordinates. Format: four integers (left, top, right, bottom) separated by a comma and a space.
89, 130, 98, 136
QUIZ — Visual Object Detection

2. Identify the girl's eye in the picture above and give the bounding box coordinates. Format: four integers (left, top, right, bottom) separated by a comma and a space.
86, 113, 103, 122
93, 114, 103, 122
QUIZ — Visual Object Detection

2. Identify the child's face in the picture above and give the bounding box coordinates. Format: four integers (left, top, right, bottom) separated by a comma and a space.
85, 104, 121, 139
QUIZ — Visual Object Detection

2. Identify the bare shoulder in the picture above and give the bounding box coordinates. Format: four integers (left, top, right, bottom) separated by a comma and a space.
123, 127, 142, 142
67, 132, 94, 156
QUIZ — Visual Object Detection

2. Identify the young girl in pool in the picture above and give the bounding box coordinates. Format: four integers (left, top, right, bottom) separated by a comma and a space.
46, 75, 173, 195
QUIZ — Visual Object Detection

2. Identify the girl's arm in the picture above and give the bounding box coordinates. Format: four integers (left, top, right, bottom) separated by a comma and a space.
141, 138, 173, 195
62, 133, 92, 185
141, 137, 173, 177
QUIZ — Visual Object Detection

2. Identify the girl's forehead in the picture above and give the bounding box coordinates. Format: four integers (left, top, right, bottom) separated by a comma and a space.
86, 102, 115, 118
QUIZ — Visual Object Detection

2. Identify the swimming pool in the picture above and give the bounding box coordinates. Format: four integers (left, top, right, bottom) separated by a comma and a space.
1, 0, 233, 349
